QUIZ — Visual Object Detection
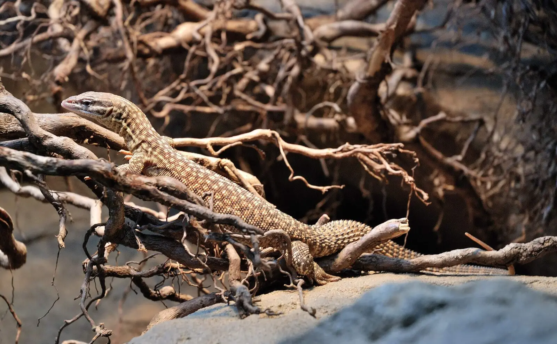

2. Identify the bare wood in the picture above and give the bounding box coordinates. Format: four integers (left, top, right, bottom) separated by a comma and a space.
0, 167, 98, 212
347, 0, 426, 141
225, 243, 262, 317
0, 112, 125, 150
0, 28, 73, 57
318, 218, 409, 272
0, 207, 26, 270
306, 0, 389, 28
132, 278, 193, 302
0, 146, 266, 236
145, 293, 222, 331
169, 129, 426, 197
314, 20, 384, 43
52, 21, 99, 83
135, 0, 210, 21
352, 236, 557, 273
0, 84, 97, 159
465, 232, 516, 275
0, 294, 22, 344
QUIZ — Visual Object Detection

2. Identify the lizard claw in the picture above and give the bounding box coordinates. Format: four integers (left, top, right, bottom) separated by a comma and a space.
118, 149, 132, 155
313, 263, 341, 285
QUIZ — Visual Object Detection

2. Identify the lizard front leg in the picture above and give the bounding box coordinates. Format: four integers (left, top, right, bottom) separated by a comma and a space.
258, 233, 340, 285
116, 151, 146, 175
291, 241, 340, 285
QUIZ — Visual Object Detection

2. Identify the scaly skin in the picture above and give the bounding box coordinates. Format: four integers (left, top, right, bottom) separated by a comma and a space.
61, 92, 508, 283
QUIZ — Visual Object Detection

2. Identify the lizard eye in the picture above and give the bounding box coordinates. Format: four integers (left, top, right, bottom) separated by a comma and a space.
81, 99, 93, 107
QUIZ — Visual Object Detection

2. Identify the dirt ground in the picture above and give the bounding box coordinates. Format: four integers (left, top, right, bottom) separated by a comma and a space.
131, 273, 557, 344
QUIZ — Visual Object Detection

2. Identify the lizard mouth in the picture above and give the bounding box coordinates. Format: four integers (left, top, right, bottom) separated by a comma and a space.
61, 97, 98, 118
61, 97, 81, 112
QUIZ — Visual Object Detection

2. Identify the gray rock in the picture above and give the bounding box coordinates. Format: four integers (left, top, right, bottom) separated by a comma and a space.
284, 280, 557, 344
129, 275, 557, 344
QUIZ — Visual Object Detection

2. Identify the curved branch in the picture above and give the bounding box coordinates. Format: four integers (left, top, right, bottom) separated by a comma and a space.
0, 83, 97, 159
0, 28, 73, 57
314, 20, 384, 43
352, 236, 557, 273
136, 0, 210, 21
132, 277, 193, 302
0, 207, 26, 269
169, 129, 426, 197
52, 21, 99, 83
347, 0, 426, 141
0, 294, 22, 344
144, 293, 222, 332
0, 112, 125, 149
0, 146, 265, 235
225, 244, 262, 318
318, 218, 409, 272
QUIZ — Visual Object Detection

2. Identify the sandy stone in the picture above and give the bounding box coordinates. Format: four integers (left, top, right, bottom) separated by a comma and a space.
131, 273, 557, 344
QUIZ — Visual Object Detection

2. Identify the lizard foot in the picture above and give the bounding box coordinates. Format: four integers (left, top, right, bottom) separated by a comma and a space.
291, 241, 341, 285
313, 263, 341, 285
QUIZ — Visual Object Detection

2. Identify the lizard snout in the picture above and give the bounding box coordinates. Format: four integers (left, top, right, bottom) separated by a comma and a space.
61, 97, 78, 110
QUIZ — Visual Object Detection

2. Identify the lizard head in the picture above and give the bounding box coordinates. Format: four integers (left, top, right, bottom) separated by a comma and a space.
62, 92, 161, 151
61, 91, 127, 132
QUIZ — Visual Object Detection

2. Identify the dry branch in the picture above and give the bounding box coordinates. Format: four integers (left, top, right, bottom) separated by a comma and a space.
0, 167, 104, 232
0, 84, 97, 159
0, 294, 22, 344
0, 112, 125, 150
306, 0, 389, 28
169, 129, 427, 198
145, 293, 222, 332
0, 146, 265, 236
314, 20, 384, 44
0, 29, 73, 57
0, 0, 554, 339
52, 21, 99, 84
34, 177, 70, 248
130, 19, 258, 59
225, 243, 263, 318
0, 207, 26, 270
132, 277, 194, 302
318, 218, 409, 273
347, 0, 426, 141
352, 237, 557, 273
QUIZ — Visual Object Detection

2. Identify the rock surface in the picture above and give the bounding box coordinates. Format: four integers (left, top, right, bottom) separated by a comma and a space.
286, 279, 557, 344
130, 274, 557, 344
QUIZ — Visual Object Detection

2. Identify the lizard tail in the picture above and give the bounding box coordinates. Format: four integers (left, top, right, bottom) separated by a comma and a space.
374, 240, 509, 275
304, 220, 508, 276
307, 220, 375, 258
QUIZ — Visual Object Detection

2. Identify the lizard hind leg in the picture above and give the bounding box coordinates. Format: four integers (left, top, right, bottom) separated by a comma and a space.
291, 241, 340, 285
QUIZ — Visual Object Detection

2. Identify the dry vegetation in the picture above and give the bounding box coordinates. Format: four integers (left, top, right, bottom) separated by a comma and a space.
0, 0, 556, 343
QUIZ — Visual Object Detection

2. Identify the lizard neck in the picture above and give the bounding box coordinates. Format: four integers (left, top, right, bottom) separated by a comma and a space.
114, 100, 163, 152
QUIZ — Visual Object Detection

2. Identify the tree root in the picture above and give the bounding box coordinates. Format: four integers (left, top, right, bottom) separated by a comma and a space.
144, 293, 222, 332
352, 236, 557, 273
318, 218, 410, 273
0, 293, 22, 344
0, 207, 26, 270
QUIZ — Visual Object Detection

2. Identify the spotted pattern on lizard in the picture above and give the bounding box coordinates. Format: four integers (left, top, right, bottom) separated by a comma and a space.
61, 92, 508, 283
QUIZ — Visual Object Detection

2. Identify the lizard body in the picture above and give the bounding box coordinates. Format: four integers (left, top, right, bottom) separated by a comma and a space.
62, 92, 507, 283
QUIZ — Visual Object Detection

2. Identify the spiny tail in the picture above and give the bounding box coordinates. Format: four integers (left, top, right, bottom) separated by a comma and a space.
309, 220, 375, 258
374, 241, 509, 275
